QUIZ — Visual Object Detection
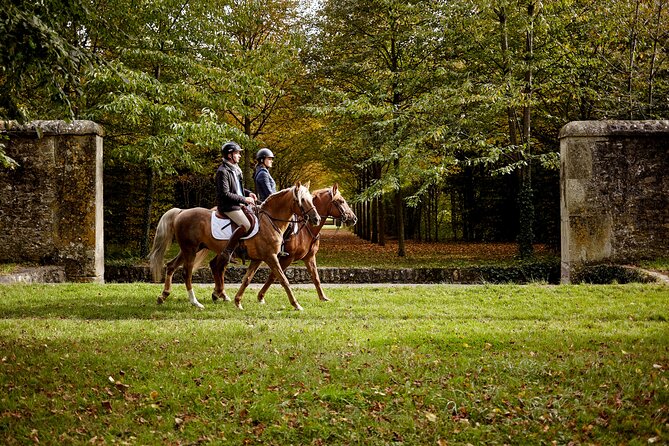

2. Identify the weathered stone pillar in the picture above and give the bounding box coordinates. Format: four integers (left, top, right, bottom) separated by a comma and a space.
559, 120, 669, 283
0, 120, 104, 282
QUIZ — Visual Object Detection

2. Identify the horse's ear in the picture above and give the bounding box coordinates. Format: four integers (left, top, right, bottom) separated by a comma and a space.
332, 183, 338, 195
295, 180, 302, 189
304, 181, 310, 190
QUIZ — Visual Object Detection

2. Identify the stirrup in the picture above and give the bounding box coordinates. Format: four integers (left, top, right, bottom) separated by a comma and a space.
278, 251, 289, 257
223, 250, 238, 264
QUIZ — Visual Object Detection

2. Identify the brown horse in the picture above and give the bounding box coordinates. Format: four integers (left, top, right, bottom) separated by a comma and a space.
149, 182, 320, 310
256, 184, 357, 304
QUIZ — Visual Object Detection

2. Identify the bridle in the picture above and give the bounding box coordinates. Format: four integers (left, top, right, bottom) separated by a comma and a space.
257, 187, 319, 234
319, 190, 353, 225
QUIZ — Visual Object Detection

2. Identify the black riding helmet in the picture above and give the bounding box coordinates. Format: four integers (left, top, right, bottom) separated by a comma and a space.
255, 148, 274, 161
221, 141, 242, 158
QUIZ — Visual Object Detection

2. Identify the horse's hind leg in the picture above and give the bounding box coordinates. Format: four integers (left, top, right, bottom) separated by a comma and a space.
209, 255, 222, 302
184, 253, 204, 310
234, 260, 262, 310
210, 255, 231, 302
257, 273, 274, 304
304, 254, 329, 302
158, 252, 183, 304
257, 257, 292, 304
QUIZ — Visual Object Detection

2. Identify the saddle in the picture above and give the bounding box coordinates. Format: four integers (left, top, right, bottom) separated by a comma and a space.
211, 206, 259, 240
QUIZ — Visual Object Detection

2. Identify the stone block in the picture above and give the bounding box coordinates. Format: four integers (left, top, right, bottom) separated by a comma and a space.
0, 120, 104, 282
560, 120, 669, 283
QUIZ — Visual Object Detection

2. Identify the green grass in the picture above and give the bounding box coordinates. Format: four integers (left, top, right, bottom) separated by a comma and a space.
640, 257, 669, 273
0, 263, 18, 274
1, 283, 668, 445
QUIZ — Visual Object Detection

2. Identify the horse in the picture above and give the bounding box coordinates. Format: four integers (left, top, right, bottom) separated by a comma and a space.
255, 184, 357, 304
148, 182, 320, 310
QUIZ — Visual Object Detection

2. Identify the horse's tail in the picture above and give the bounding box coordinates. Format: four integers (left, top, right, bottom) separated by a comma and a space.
149, 208, 182, 282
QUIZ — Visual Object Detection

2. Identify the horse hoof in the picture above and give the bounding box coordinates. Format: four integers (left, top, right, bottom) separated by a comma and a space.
157, 297, 164, 305
222, 293, 231, 302
192, 302, 205, 310
235, 302, 244, 310
211, 293, 218, 302
258, 298, 266, 305
294, 304, 304, 311
320, 296, 330, 302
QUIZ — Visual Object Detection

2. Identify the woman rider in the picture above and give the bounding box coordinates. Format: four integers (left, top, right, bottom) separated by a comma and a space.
252, 147, 276, 201
216, 141, 257, 264
253, 148, 289, 256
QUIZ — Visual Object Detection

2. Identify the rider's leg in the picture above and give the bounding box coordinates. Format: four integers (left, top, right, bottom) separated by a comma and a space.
223, 209, 251, 264
279, 222, 292, 257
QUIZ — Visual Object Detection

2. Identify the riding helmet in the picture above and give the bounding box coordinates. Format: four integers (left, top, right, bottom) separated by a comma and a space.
221, 141, 242, 157
256, 148, 275, 161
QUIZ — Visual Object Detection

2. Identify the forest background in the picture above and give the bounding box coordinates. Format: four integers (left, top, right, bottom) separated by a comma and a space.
2, 0, 668, 261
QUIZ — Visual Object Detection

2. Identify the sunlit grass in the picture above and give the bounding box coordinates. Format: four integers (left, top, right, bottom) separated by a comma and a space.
1, 283, 667, 445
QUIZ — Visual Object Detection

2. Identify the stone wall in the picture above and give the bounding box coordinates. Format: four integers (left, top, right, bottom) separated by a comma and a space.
560, 120, 669, 283
0, 120, 104, 282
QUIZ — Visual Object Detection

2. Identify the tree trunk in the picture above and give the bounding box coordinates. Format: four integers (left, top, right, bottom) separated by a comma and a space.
140, 166, 154, 257
394, 157, 406, 256
628, 0, 641, 119
518, 1, 537, 258
647, 0, 664, 115
243, 115, 253, 187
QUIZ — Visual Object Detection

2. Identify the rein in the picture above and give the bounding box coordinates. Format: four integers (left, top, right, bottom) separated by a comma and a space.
256, 192, 317, 234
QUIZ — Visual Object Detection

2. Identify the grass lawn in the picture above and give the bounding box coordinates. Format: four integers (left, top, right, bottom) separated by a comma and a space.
1, 282, 668, 445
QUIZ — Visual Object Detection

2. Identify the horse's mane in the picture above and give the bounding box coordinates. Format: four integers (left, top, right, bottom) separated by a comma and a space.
314, 187, 340, 200
260, 185, 306, 210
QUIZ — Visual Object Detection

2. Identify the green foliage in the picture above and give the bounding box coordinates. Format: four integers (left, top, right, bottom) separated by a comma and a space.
0, 0, 96, 120
4, 0, 669, 250
0, 283, 667, 444
572, 264, 658, 285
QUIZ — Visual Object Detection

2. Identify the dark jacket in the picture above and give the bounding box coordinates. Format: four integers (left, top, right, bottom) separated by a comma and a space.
253, 165, 276, 201
216, 160, 252, 212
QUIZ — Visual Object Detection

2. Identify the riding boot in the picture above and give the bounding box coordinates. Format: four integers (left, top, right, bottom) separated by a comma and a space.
222, 226, 246, 265
278, 241, 289, 257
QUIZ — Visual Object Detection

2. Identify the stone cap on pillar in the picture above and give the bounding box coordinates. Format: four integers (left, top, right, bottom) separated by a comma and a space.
560, 120, 669, 139
0, 120, 104, 137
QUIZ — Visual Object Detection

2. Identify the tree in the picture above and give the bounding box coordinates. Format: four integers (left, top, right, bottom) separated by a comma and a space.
81, 0, 244, 255
203, 0, 307, 185
309, 0, 450, 256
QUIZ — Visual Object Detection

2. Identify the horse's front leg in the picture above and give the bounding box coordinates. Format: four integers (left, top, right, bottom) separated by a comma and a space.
265, 255, 302, 311
257, 256, 293, 304
234, 260, 262, 310
304, 254, 329, 302
158, 252, 183, 304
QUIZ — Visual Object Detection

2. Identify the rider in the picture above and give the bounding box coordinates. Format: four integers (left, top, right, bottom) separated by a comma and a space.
216, 141, 257, 264
253, 147, 289, 257
253, 147, 277, 201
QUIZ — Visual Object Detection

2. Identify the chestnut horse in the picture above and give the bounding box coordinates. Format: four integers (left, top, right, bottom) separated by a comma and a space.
256, 184, 357, 304
149, 182, 320, 310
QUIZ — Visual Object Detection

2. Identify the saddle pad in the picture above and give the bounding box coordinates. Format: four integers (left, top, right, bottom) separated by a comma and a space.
211, 211, 260, 241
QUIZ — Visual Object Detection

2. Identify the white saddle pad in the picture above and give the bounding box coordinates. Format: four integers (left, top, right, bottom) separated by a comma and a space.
211, 211, 260, 241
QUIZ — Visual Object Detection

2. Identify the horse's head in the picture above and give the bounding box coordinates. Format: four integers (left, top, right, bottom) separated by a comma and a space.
292, 181, 321, 226
315, 183, 357, 227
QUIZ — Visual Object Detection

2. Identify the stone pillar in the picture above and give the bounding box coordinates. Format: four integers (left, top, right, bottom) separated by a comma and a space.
0, 120, 104, 282
559, 120, 669, 283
